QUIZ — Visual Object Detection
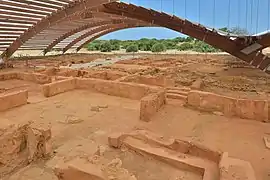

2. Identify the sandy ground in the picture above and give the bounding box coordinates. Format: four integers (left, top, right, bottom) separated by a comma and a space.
1, 53, 270, 180
1, 89, 270, 180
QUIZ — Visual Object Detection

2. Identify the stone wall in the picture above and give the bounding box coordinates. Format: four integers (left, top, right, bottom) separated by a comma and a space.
0, 90, 28, 111
0, 72, 51, 84
52, 69, 126, 81
140, 91, 166, 121
76, 78, 161, 100
0, 121, 52, 178
43, 78, 76, 97
0, 72, 17, 80
187, 90, 269, 122
17, 72, 52, 84
120, 74, 175, 87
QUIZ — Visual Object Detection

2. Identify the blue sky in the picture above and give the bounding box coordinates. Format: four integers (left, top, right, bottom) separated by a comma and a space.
101, 0, 270, 40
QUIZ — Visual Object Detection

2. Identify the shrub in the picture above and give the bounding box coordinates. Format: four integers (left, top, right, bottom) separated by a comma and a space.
193, 41, 220, 53
151, 43, 166, 52
111, 44, 120, 51
126, 44, 138, 53
100, 42, 112, 52
87, 42, 100, 51
177, 42, 193, 51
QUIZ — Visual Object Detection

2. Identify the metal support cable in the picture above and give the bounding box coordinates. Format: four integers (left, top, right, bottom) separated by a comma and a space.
227, 0, 231, 33
173, 0, 175, 15
268, 0, 270, 30
256, 0, 259, 34
246, 0, 248, 32
185, 0, 187, 19
213, 0, 216, 28
251, 0, 253, 33
238, 0, 240, 28
198, 0, 201, 24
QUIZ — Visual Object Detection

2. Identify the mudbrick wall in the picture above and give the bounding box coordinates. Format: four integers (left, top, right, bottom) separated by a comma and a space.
0, 121, 52, 178
0, 90, 28, 111
17, 72, 51, 84
75, 78, 161, 100
120, 74, 175, 87
140, 91, 166, 121
40, 68, 127, 81
187, 90, 269, 122
0, 72, 51, 84
43, 78, 76, 97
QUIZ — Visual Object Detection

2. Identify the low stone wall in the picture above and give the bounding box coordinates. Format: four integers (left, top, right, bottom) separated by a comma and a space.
0, 72, 17, 80
0, 90, 28, 111
140, 91, 166, 121
120, 74, 175, 87
53, 69, 126, 81
43, 78, 76, 97
76, 78, 161, 100
0, 72, 51, 84
187, 90, 269, 122
17, 72, 52, 84
0, 121, 52, 178
83, 70, 127, 81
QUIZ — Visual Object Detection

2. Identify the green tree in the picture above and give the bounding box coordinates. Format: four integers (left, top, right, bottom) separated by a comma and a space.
100, 41, 112, 52
162, 40, 178, 49
109, 39, 121, 51
185, 37, 194, 42
126, 44, 138, 53
87, 40, 102, 51
151, 43, 166, 52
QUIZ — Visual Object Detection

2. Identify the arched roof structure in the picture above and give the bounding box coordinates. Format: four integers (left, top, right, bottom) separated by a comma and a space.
0, 0, 269, 73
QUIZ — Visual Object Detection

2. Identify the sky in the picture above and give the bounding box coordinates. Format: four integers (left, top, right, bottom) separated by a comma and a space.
101, 0, 270, 40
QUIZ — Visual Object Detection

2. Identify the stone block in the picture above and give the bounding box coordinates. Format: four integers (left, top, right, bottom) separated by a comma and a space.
187, 91, 201, 107
140, 91, 166, 122
200, 92, 223, 112
0, 90, 28, 111
108, 133, 122, 148
43, 78, 76, 97
235, 99, 255, 120
253, 100, 268, 121
54, 158, 105, 180
222, 96, 237, 117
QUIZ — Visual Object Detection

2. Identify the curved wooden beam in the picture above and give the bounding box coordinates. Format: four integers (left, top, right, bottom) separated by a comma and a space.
45, 18, 139, 54
101, 2, 270, 73
1, 0, 115, 58
62, 19, 150, 53
75, 23, 147, 52
44, 19, 112, 54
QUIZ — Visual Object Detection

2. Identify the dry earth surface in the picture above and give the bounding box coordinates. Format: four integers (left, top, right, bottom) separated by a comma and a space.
0, 53, 270, 180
